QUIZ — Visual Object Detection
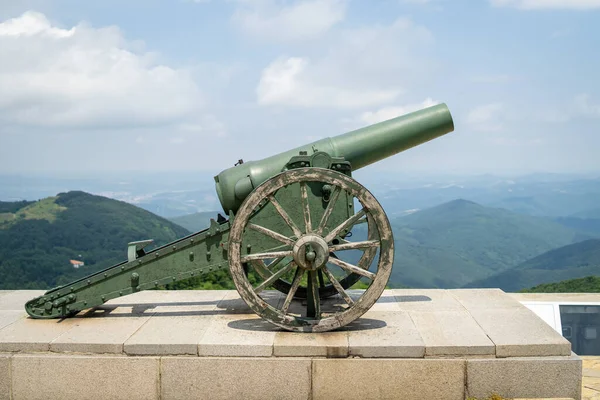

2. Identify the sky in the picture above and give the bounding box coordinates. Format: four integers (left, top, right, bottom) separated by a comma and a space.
0, 0, 599, 177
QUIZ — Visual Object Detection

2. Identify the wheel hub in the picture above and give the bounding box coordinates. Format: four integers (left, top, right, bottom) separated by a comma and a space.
292, 234, 329, 271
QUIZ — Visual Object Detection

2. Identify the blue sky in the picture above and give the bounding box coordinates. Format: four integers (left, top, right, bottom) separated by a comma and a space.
0, 0, 599, 176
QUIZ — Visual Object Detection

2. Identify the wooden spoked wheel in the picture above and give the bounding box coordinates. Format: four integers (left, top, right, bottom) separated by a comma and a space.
228, 168, 394, 332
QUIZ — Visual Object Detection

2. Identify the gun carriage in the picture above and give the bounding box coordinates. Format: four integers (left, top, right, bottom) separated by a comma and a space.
25, 104, 455, 332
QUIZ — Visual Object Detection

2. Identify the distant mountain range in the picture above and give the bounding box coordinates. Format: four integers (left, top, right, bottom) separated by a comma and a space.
386, 199, 597, 288
0, 191, 189, 289
1, 189, 599, 292
168, 211, 221, 232
466, 239, 600, 292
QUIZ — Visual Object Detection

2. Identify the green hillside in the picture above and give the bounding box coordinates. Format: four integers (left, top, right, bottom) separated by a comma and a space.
521, 275, 600, 293
388, 199, 590, 288
466, 239, 600, 291
169, 211, 220, 233
0, 191, 190, 289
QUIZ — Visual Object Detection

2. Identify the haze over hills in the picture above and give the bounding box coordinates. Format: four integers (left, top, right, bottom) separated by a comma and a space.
169, 211, 221, 233
387, 199, 595, 288
466, 239, 600, 292
2, 171, 600, 291
3, 172, 600, 220
0, 191, 190, 290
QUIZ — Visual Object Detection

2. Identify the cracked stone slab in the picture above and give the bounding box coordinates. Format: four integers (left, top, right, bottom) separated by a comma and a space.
49, 306, 154, 354
0, 316, 80, 352
343, 310, 425, 358
198, 313, 280, 357
409, 309, 495, 357
273, 331, 348, 357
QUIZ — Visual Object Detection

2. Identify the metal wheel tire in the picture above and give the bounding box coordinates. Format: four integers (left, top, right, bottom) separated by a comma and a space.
228, 167, 394, 333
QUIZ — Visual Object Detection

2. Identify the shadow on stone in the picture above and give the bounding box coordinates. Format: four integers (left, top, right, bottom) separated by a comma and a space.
227, 318, 283, 332
339, 318, 387, 331
396, 295, 432, 303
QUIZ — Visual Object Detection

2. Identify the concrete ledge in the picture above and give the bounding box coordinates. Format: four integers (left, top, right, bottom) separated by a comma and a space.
11, 354, 159, 400
0, 289, 582, 399
312, 358, 465, 400
466, 354, 582, 400
0, 353, 581, 400
161, 357, 311, 400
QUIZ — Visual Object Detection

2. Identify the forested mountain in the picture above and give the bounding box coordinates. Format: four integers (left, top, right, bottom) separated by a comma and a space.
0, 191, 190, 289
465, 239, 600, 292
387, 199, 594, 288
522, 276, 600, 293
2, 190, 599, 292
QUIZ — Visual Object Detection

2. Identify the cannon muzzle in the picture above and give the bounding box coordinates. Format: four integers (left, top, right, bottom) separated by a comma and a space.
214, 103, 454, 214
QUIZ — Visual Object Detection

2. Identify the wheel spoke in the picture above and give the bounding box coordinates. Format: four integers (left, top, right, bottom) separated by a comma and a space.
300, 182, 312, 233
316, 186, 341, 235
268, 195, 303, 237
324, 209, 366, 243
281, 267, 304, 314
254, 261, 296, 293
329, 240, 380, 252
306, 271, 320, 318
248, 223, 295, 246
317, 269, 326, 288
328, 256, 376, 280
249, 257, 286, 280
242, 250, 293, 263
322, 267, 354, 306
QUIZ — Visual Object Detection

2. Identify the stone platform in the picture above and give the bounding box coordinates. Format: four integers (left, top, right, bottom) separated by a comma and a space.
0, 288, 582, 400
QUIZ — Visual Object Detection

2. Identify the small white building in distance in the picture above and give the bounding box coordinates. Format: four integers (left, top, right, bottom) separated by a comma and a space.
70, 259, 84, 269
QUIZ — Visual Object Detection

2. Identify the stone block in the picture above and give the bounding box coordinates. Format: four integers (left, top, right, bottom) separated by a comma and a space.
11, 354, 159, 400
466, 308, 572, 357
273, 331, 348, 357
344, 311, 424, 358
0, 291, 45, 311
393, 288, 465, 311
124, 315, 214, 355
466, 355, 582, 400
449, 288, 524, 310
0, 311, 25, 331
123, 290, 224, 355
198, 314, 279, 357
49, 307, 153, 354
0, 316, 80, 352
409, 310, 495, 357
105, 289, 228, 313
0, 354, 9, 400
312, 358, 465, 400
161, 357, 311, 400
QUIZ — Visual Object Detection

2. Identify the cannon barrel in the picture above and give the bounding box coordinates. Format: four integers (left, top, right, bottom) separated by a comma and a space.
214, 103, 454, 214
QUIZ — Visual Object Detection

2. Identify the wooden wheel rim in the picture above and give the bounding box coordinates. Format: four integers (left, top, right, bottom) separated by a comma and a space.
228, 167, 394, 333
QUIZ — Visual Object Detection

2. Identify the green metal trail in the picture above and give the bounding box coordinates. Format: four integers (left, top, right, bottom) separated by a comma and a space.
25, 217, 232, 319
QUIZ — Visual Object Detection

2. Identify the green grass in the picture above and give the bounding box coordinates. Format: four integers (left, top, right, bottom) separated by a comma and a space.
0, 197, 66, 229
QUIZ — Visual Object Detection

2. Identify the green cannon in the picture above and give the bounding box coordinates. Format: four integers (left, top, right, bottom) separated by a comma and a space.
25, 103, 455, 332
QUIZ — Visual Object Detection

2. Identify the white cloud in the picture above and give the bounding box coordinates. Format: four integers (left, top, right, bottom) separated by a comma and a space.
257, 57, 399, 108
466, 103, 504, 132
0, 11, 204, 129
256, 17, 435, 109
232, 0, 346, 42
358, 98, 440, 125
574, 94, 600, 117
490, 0, 600, 10
471, 74, 514, 84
